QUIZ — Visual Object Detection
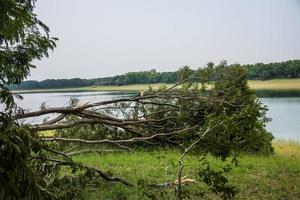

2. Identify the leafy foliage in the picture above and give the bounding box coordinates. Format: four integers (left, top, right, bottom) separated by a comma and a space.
0, 0, 57, 109
0, 116, 107, 199
197, 163, 237, 200
0, 0, 57, 199
0, 116, 42, 199
194, 63, 274, 157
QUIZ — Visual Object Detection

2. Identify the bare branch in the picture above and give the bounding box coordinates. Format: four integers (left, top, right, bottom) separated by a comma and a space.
32, 156, 133, 186
42, 125, 199, 144
175, 121, 224, 200
43, 114, 66, 125
66, 149, 125, 156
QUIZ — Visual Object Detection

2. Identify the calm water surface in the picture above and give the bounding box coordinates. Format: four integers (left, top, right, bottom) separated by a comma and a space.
14, 91, 134, 124
257, 90, 300, 141
7, 90, 300, 141
260, 97, 300, 141
17, 91, 134, 110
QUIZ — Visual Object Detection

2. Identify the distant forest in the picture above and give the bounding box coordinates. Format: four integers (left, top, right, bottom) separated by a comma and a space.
9, 60, 300, 90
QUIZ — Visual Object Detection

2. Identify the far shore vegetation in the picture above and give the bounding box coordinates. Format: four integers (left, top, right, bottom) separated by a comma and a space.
13, 78, 300, 94
9, 59, 300, 92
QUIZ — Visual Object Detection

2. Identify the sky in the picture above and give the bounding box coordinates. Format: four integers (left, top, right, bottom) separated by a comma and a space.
30, 0, 300, 80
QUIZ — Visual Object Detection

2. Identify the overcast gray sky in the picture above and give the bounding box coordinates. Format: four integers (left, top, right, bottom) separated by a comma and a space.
30, 0, 300, 80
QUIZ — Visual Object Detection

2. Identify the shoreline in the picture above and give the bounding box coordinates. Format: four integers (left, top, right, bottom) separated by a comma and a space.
12, 78, 300, 94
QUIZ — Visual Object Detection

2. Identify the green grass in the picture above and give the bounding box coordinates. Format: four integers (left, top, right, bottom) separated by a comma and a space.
14, 78, 300, 93
39, 130, 55, 137
67, 141, 300, 200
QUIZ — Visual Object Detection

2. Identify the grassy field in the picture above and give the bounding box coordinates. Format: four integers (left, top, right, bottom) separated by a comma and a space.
14, 83, 173, 93
248, 78, 300, 90
67, 141, 300, 200
14, 78, 300, 93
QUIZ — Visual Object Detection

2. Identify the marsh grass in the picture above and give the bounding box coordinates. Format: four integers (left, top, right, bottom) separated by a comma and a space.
273, 139, 300, 158
248, 78, 300, 90
65, 141, 300, 199
14, 83, 174, 94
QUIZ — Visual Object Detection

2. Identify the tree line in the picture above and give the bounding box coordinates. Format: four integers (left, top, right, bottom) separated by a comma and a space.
9, 60, 300, 90
245, 59, 300, 80
9, 70, 179, 90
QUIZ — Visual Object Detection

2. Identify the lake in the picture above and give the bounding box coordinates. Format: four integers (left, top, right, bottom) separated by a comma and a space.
7, 90, 300, 142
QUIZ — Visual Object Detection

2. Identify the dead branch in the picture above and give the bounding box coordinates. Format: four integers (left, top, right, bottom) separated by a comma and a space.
147, 176, 196, 189
42, 125, 199, 144
66, 149, 125, 156
33, 156, 133, 186
175, 121, 224, 200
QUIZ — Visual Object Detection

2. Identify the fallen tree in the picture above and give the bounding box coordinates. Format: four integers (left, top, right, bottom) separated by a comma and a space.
0, 1, 273, 199
1, 63, 274, 199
